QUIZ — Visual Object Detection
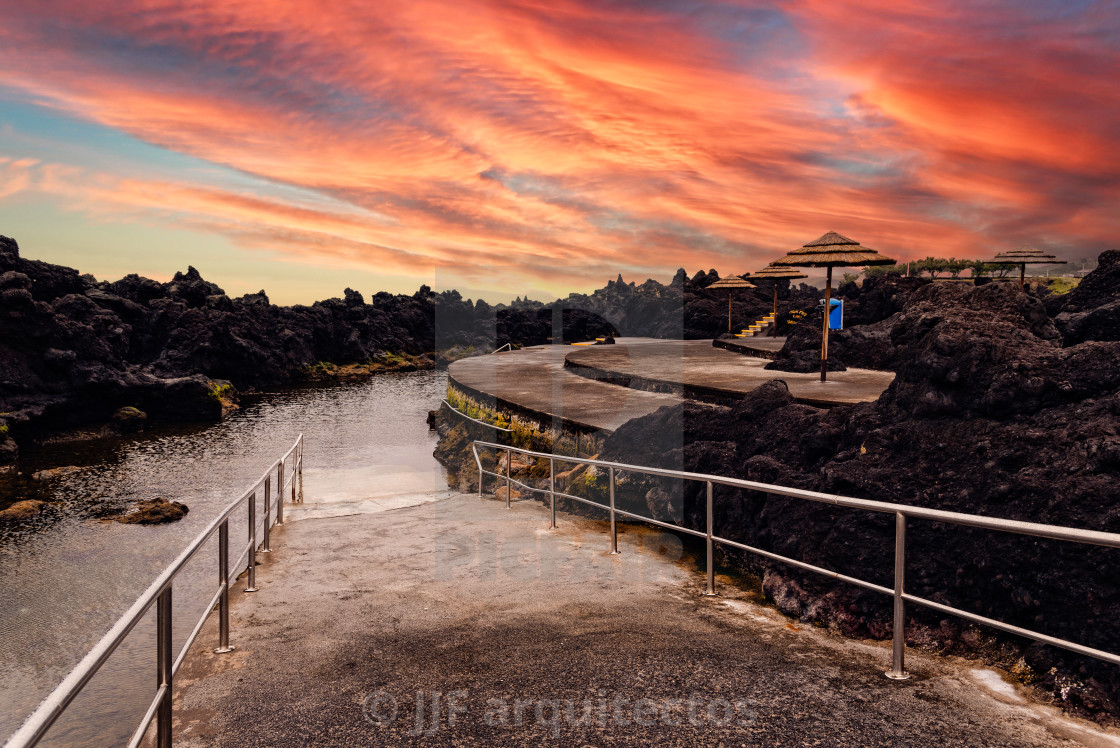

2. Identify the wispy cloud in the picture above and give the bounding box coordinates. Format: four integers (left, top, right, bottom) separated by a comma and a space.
0, 0, 1116, 298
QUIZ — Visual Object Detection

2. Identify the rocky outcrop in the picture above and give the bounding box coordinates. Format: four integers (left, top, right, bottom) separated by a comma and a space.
1051, 250, 1120, 344
30, 466, 84, 481
835, 274, 932, 326
0, 499, 45, 524
591, 263, 1120, 718
559, 269, 821, 340
111, 406, 147, 433
0, 237, 615, 461
114, 498, 189, 524
0, 233, 818, 465
767, 280, 1063, 375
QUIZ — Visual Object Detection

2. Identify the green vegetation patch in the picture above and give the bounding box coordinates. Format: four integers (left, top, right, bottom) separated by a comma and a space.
207, 382, 233, 400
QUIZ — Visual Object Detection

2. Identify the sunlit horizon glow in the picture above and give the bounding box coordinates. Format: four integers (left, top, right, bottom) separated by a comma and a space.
0, 0, 1116, 304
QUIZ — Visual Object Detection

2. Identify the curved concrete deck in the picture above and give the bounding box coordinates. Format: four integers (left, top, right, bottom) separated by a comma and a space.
566, 339, 894, 408
447, 344, 684, 433
447, 340, 894, 429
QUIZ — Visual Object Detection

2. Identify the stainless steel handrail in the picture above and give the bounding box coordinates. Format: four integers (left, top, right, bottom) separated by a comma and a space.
471, 439, 1120, 677
441, 399, 514, 433
493, 343, 512, 353
4, 434, 305, 748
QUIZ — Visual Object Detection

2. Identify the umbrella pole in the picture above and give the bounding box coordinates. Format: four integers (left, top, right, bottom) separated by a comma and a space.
772, 285, 778, 320
1020, 264, 1025, 288
821, 267, 831, 382
728, 291, 732, 332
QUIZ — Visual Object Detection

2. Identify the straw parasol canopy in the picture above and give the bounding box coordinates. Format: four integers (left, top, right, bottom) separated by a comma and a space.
748, 265, 808, 318
770, 232, 897, 382
983, 245, 1065, 288
708, 275, 756, 332
770, 231, 896, 269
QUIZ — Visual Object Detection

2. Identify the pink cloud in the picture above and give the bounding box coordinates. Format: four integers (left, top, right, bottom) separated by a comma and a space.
0, 0, 1115, 297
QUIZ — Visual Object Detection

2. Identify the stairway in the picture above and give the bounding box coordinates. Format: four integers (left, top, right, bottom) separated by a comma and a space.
734, 313, 775, 338
570, 337, 608, 346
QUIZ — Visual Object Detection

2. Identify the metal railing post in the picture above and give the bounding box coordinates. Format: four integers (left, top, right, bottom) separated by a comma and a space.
297, 440, 304, 503
505, 447, 511, 508
155, 586, 173, 748
291, 451, 297, 504
887, 511, 910, 680
705, 481, 716, 595
215, 520, 234, 653
261, 478, 272, 553
245, 491, 258, 592
609, 467, 620, 554
549, 456, 556, 529
477, 445, 483, 498
276, 462, 285, 525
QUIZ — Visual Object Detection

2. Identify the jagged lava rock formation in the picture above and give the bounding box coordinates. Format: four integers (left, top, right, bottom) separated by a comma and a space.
597, 256, 1120, 717
560, 268, 822, 340
1050, 249, 1120, 345
6, 236, 791, 466
0, 235, 443, 456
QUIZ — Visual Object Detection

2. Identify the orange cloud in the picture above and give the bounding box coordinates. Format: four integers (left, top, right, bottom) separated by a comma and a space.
0, 0, 1116, 298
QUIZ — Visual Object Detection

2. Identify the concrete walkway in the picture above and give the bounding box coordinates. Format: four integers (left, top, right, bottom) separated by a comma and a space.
447, 344, 683, 432
172, 493, 1119, 747
566, 339, 894, 407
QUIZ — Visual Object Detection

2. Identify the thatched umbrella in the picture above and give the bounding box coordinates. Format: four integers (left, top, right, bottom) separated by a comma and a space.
770, 232, 896, 382
748, 265, 808, 319
708, 275, 756, 332
983, 245, 1065, 288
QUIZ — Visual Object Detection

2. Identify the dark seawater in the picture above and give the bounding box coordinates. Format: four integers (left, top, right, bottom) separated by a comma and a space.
0, 371, 446, 745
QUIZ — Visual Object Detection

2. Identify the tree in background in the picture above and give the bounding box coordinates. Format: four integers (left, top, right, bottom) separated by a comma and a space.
945, 258, 971, 279
864, 262, 902, 278
913, 257, 947, 278
861, 256, 1062, 282
974, 261, 1012, 278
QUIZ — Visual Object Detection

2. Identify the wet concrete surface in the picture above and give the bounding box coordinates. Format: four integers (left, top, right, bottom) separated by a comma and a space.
447, 344, 683, 432
172, 493, 1119, 747
566, 339, 895, 407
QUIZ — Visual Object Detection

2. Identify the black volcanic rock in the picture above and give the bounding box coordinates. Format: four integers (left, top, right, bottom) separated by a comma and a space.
0, 231, 824, 465
768, 281, 1062, 377
592, 265, 1120, 715
165, 266, 224, 307
109, 274, 168, 304
559, 268, 820, 340
1052, 250, 1120, 344
0, 237, 87, 303
836, 274, 931, 326
1056, 250, 1120, 314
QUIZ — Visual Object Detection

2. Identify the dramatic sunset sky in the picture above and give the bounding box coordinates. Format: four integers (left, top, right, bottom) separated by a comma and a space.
0, 1, 1116, 303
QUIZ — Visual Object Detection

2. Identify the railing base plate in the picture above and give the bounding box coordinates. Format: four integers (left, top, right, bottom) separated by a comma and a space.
214, 646, 236, 654
884, 671, 910, 681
